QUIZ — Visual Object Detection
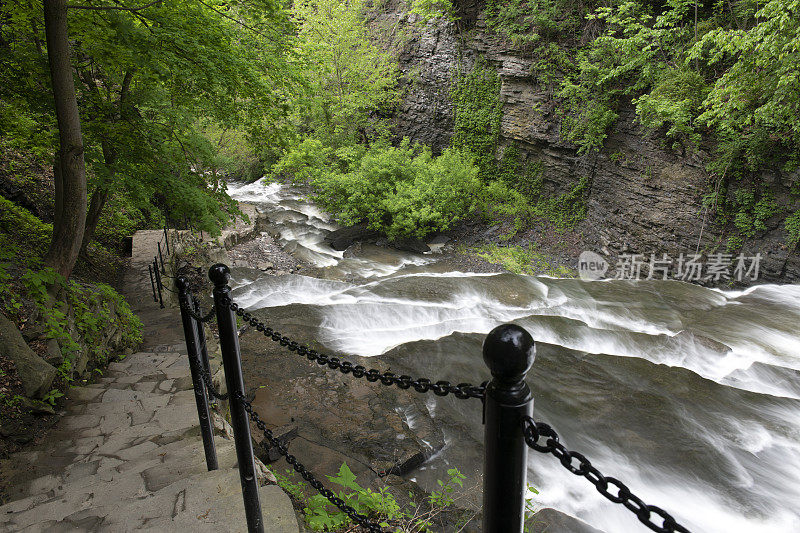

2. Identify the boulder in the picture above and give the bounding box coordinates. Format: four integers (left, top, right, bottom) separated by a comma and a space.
45, 338, 63, 366
0, 313, 57, 398
324, 224, 379, 251
390, 237, 431, 253
427, 234, 451, 246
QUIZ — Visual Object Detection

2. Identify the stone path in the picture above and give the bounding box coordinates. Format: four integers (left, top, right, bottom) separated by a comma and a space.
0, 230, 299, 532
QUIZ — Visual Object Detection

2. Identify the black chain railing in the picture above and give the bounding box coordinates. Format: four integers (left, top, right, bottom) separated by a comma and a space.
219, 296, 486, 400
238, 391, 385, 532
185, 304, 217, 323
166, 263, 693, 533
521, 417, 690, 533
197, 361, 230, 401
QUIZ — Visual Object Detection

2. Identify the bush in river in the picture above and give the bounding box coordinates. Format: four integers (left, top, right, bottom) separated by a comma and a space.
272, 137, 530, 240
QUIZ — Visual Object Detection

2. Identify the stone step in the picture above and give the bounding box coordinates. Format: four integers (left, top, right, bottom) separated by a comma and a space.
98, 467, 298, 532
0, 445, 297, 532
15, 437, 239, 506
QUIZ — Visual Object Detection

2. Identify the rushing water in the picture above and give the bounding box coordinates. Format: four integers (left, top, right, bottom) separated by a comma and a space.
226, 180, 800, 533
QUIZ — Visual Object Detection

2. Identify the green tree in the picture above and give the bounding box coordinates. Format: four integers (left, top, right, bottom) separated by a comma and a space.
291, 0, 400, 143
1, 0, 295, 274
41, 0, 87, 278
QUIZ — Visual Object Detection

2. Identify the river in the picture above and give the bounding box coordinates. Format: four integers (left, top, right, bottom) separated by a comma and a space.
226, 180, 800, 533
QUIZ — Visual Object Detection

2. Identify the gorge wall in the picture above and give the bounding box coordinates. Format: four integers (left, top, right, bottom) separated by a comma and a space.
371, 0, 800, 284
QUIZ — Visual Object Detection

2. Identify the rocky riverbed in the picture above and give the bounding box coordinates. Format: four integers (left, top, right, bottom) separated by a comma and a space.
182, 190, 600, 533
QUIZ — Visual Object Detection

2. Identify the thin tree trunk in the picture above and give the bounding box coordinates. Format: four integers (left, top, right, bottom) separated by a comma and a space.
79, 138, 115, 254
80, 186, 109, 256
52, 153, 63, 229
42, 0, 87, 279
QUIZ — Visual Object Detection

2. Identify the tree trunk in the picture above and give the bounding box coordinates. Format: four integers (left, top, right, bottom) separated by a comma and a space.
79, 138, 116, 255
79, 186, 109, 257
42, 0, 86, 279
52, 153, 64, 229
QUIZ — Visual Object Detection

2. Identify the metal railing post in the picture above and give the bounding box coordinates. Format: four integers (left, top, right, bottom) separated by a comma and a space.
209, 263, 264, 533
482, 324, 535, 533
158, 241, 166, 274
176, 277, 218, 471
148, 264, 157, 302
153, 257, 164, 309
164, 226, 170, 255
194, 298, 216, 407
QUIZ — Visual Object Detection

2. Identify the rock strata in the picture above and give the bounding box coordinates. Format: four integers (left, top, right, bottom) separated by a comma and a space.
382, 1, 800, 283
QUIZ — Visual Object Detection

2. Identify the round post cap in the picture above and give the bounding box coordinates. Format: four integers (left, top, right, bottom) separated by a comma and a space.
175, 276, 189, 292
483, 323, 535, 381
209, 263, 231, 286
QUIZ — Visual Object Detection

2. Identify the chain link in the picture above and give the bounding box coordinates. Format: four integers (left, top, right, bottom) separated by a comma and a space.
237, 392, 384, 532
197, 363, 229, 400
521, 416, 691, 533
220, 295, 485, 400
183, 302, 216, 323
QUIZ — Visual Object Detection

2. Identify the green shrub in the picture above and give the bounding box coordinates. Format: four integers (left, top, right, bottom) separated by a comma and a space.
0, 195, 52, 262
20, 268, 142, 380
275, 462, 491, 532
277, 137, 487, 239
303, 463, 399, 531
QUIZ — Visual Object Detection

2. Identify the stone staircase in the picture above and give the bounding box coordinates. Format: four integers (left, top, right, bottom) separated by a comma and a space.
0, 230, 299, 532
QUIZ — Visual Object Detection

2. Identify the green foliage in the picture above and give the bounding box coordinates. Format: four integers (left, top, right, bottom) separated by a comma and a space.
271, 138, 334, 183
429, 468, 465, 508
0, 195, 52, 263
18, 268, 142, 380
635, 67, 707, 147
41, 388, 64, 406
469, 243, 576, 277
1, 0, 295, 238
304, 463, 399, 531
93, 194, 146, 252
555, 0, 800, 187
273, 463, 488, 532
1, 394, 24, 409
292, 0, 400, 142
275, 137, 487, 239
408, 0, 455, 22
274, 469, 309, 502
486, 0, 587, 47
496, 144, 543, 198
688, 0, 800, 172
531, 175, 591, 227
523, 483, 545, 532
451, 60, 503, 180
786, 211, 800, 248
732, 189, 778, 237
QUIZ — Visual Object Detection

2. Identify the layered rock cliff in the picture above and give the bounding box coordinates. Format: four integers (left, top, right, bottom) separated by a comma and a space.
371, 0, 800, 284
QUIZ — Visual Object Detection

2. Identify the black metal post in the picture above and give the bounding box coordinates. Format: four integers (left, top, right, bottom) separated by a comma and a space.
158, 241, 166, 274
177, 277, 218, 471
164, 226, 170, 255
194, 298, 215, 406
482, 324, 535, 533
148, 264, 157, 302
210, 263, 264, 533
154, 257, 164, 309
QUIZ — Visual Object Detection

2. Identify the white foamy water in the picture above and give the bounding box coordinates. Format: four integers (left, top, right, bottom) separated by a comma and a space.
227, 180, 800, 533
